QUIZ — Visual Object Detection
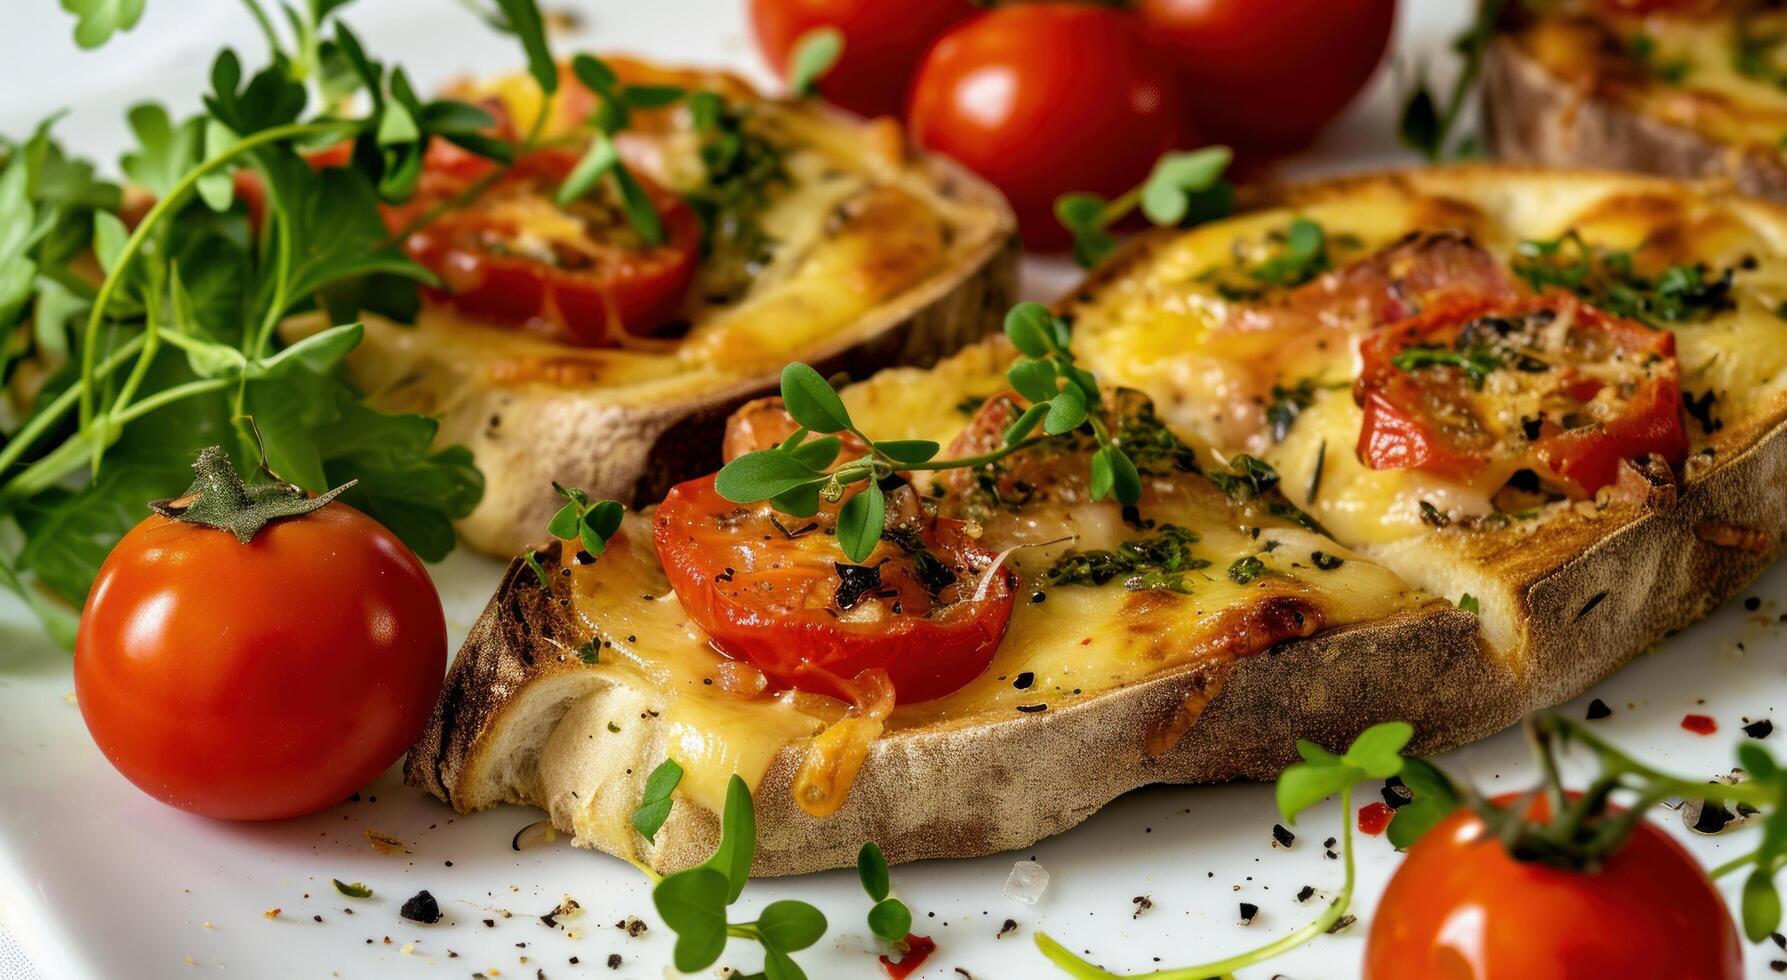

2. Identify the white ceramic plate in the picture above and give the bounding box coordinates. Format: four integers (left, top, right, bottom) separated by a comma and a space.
2, 2, 1784, 978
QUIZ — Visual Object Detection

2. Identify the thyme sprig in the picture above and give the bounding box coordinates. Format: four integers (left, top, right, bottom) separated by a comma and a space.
713, 302, 1143, 563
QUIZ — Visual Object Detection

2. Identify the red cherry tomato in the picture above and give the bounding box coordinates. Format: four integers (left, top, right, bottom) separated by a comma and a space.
74, 503, 446, 821
1365, 795, 1743, 980
1354, 294, 1687, 498
1137, 0, 1396, 149
652, 474, 1016, 704
401, 148, 700, 347
907, 3, 1184, 250
749, 0, 974, 119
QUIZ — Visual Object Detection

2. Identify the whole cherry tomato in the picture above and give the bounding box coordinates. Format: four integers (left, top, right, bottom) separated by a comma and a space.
1137, 0, 1396, 149
75, 451, 447, 821
652, 474, 1016, 704
907, 3, 1184, 250
1365, 796, 1743, 980
749, 0, 975, 118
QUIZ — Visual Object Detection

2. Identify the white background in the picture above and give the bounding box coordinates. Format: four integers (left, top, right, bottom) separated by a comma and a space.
1, 1, 1785, 978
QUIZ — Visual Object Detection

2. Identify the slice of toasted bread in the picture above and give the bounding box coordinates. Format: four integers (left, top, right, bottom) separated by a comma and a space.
1483, 10, 1787, 197
406, 549, 1487, 877
292, 63, 1018, 558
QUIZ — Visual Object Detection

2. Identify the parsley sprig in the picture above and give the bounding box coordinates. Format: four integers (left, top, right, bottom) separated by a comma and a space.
713, 302, 1142, 563
1056, 147, 1234, 268
0, 0, 550, 642
1036, 722, 1417, 978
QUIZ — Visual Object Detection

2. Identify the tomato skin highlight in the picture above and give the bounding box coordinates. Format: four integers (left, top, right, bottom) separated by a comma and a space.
749, 0, 974, 119
652, 475, 1016, 704
906, 3, 1184, 250
1364, 798, 1743, 980
1136, 0, 1396, 149
74, 504, 446, 821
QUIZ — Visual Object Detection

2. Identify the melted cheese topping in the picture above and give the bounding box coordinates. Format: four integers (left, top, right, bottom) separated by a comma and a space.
558, 346, 1423, 819
1068, 173, 1787, 547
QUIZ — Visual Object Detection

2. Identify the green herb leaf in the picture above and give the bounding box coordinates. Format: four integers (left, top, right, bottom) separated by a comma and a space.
1341, 721, 1414, 779
555, 134, 618, 206
757, 900, 828, 952
1042, 382, 1087, 436
788, 434, 842, 471
1105, 445, 1141, 505
1385, 757, 1461, 850
1458, 593, 1480, 614
609, 161, 666, 247
696, 774, 757, 904
633, 759, 684, 843
653, 867, 730, 971
856, 842, 890, 902
1008, 358, 1058, 404
332, 879, 373, 899
547, 503, 581, 540
788, 27, 844, 98
571, 52, 617, 95
1003, 302, 1055, 358
779, 362, 854, 434
877, 440, 940, 466
836, 481, 885, 563
716, 449, 827, 502
60, 0, 146, 48
1275, 755, 1357, 825
866, 898, 912, 944
1138, 147, 1232, 226
1252, 217, 1328, 286
1743, 868, 1782, 942
492, 0, 557, 95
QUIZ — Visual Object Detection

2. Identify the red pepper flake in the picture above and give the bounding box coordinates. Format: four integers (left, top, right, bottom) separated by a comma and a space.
1357, 801, 1395, 836
880, 934, 937, 980
1682, 713, 1718, 735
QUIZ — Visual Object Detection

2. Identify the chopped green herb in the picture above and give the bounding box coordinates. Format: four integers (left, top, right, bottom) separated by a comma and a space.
1512, 231, 1734, 326
333, 879, 373, 899
1045, 524, 1211, 594
1208, 454, 1280, 502
1391, 343, 1505, 389
632, 759, 683, 843
1458, 593, 1480, 614
1228, 554, 1267, 585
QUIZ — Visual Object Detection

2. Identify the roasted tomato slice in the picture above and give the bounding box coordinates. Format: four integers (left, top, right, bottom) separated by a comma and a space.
401, 147, 700, 347
653, 475, 1016, 704
1355, 293, 1688, 498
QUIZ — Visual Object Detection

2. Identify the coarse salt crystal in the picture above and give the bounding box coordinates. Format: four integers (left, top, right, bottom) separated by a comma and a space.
1002, 860, 1050, 905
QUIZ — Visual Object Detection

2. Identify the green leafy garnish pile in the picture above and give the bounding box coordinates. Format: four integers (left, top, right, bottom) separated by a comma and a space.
711, 301, 1143, 563
0, 0, 600, 641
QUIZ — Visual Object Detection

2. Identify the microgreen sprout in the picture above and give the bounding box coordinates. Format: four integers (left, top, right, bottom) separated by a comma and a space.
1035, 721, 1416, 978
714, 301, 1142, 562
1056, 147, 1234, 267
857, 843, 913, 945
546, 481, 625, 558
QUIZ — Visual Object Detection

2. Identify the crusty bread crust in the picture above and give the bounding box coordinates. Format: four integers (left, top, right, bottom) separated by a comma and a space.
1483, 35, 1787, 199
405, 165, 1787, 875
